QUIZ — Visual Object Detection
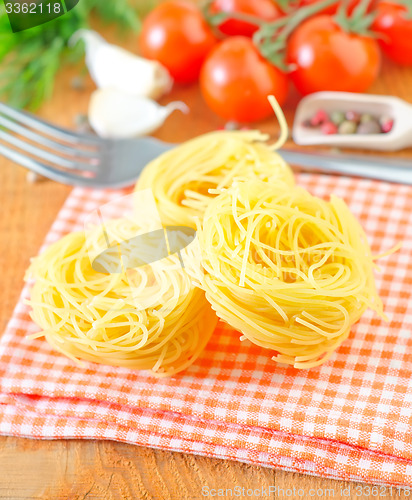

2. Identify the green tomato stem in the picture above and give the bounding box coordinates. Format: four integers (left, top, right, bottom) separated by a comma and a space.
349, 0, 372, 19
278, 0, 339, 38
395, 0, 412, 18
253, 0, 339, 69
334, 0, 377, 35
201, 0, 267, 32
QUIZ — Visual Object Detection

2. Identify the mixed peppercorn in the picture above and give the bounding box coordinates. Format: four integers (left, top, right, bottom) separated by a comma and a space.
303, 109, 394, 135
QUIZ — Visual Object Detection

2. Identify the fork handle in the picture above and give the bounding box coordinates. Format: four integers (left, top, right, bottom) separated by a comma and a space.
280, 149, 412, 185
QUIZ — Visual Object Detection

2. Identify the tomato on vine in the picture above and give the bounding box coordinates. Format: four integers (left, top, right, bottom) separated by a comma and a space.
140, 1, 217, 84
209, 0, 283, 37
286, 15, 380, 95
372, 1, 412, 66
200, 37, 289, 122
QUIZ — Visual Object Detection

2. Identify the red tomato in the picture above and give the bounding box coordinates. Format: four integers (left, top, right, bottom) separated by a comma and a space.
200, 37, 289, 122
140, 1, 217, 84
372, 1, 412, 65
210, 0, 282, 37
286, 15, 380, 95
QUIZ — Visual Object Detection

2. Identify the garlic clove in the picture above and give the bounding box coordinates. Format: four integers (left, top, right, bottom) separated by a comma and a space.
88, 88, 189, 138
70, 29, 173, 100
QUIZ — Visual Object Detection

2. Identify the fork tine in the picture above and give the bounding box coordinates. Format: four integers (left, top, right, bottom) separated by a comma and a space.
0, 143, 96, 186
0, 102, 102, 147
0, 114, 100, 159
0, 130, 99, 172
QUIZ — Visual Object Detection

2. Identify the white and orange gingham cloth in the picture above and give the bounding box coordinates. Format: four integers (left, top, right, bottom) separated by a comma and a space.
0, 173, 412, 486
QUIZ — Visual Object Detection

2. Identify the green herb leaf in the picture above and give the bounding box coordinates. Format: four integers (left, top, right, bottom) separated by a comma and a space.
0, 0, 142, 109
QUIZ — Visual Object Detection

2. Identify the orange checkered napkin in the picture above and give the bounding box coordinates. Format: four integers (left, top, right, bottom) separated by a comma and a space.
0, 173, 411, 486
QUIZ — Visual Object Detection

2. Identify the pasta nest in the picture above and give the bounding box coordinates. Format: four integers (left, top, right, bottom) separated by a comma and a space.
136, 130, 294, 228
27, 219, 217, 377
193, 180, 384, 368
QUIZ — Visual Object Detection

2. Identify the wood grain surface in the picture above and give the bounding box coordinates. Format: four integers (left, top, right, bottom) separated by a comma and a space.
1, 25, 412, 500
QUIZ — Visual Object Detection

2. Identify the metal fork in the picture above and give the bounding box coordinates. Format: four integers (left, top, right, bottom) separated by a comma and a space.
1, 101, 412, 188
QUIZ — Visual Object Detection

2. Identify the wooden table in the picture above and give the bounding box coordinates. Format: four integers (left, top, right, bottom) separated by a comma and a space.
1, 29, 411, 499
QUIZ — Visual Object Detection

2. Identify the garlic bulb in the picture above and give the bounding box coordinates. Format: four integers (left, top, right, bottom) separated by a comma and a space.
88, 88, 189, 138
70, 29, 173, 100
